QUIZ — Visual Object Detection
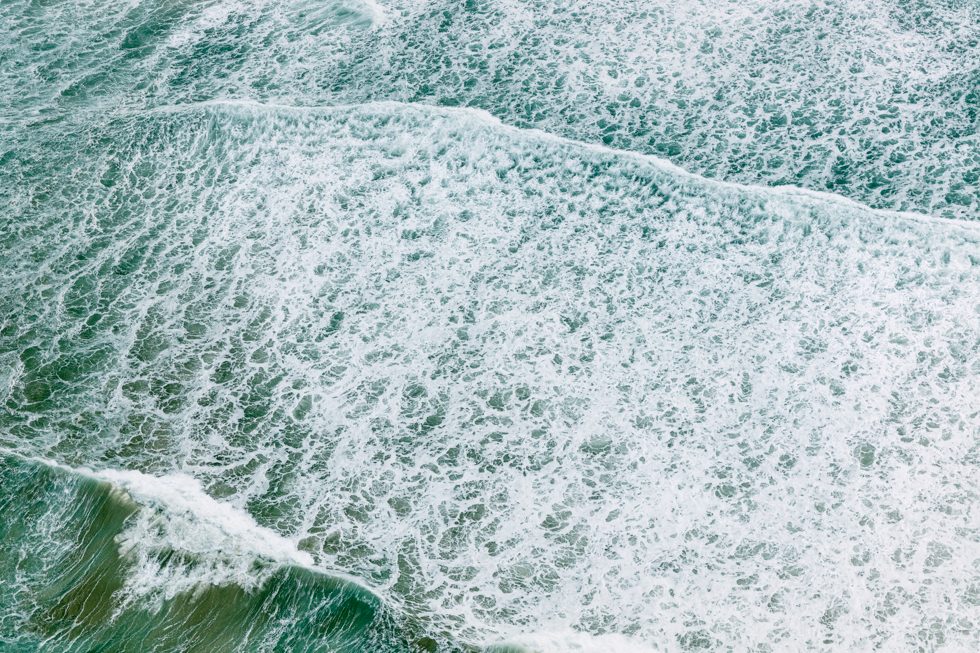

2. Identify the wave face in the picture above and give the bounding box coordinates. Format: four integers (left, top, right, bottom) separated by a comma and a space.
0, 451, 449, 652
1, 3, 979, 653
2, 0, 978, 218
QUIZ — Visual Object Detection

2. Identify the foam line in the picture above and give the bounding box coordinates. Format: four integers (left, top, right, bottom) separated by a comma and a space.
137, 97, 980, 229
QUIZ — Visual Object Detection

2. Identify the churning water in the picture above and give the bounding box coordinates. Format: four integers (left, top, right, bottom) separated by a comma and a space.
1, 1, 978, 652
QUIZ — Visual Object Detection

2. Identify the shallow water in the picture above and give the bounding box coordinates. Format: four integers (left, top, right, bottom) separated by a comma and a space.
1, 2, 978, 652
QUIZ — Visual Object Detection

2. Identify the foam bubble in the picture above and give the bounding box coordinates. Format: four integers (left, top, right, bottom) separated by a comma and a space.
96, 467, 316, 606
487, 631, 657, 653
3, 101, 977, 650
2, 0, 976, 216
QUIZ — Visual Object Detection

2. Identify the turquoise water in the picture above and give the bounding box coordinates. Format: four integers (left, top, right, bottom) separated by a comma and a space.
1, 2, 978, 652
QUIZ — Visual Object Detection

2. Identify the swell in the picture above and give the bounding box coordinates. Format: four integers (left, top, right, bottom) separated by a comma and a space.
138, 98, 980, 229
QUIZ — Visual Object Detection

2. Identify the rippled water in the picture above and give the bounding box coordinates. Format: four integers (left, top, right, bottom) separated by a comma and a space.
1, 2, 978, 652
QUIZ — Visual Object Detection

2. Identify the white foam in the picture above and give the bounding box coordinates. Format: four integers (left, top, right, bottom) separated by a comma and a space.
140, 98, 980, 230
360, 0, 387, 26
5, 0, 977, 217
95, 467, 316, 601
0, 448, 351, 606
489, 631, 658, 653
5, 96, 979, 649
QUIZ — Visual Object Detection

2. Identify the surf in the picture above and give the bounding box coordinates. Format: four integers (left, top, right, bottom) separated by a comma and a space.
0, 450, 464, 652
3, 98, 977, 650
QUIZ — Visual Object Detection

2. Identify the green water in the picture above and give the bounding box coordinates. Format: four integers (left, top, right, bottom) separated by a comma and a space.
1, 1, 978, 652
0, 452, 454, 652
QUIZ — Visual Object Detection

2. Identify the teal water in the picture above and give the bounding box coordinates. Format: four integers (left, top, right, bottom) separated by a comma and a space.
1, 2, 979, 652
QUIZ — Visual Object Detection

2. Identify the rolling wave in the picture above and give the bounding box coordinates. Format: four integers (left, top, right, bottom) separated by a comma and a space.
2, 99, 977, 649
4, 0, 978, 650
3, 0, 977, 217
0, 450, 457, 652
142, 97, 980, 227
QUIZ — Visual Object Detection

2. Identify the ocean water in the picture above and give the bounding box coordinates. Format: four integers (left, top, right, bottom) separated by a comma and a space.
0, 2, 978, 652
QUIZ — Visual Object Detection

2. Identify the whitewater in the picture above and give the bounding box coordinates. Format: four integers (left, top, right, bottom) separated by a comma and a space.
1, 1, 978, 652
